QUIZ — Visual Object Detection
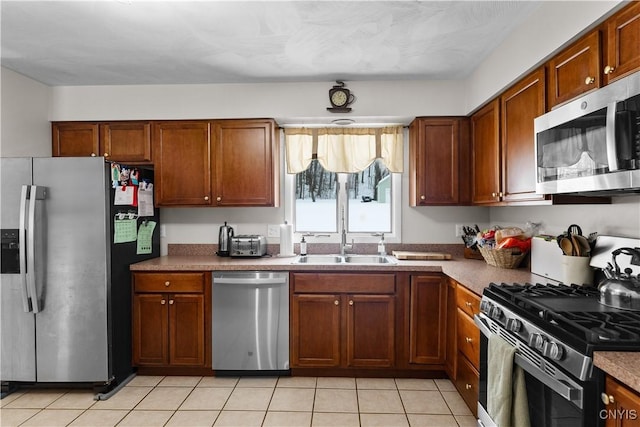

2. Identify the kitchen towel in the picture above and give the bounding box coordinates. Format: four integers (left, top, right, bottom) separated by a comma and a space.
279, 222, 295, 257
487, 334, 530, 427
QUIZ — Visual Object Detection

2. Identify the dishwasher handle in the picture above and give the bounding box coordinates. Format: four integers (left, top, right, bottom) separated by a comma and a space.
213, 277, 287, 285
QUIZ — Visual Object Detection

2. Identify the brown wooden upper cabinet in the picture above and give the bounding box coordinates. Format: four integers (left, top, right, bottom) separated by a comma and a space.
500, 67, 546, 203
409, 117, 470, 205
52, 121, 152, 163
604, 1, 640, 84
211, 119, 279, 207
100, 121, 152, 163
471, 99, 501, 204
153, 119, 279, 207
547, 30, 602, 109
153, 121, 213, 206
52, 122, 100, 157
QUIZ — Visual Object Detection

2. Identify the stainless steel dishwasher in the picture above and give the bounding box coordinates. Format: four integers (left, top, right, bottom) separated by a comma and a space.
212, 271, 289, 373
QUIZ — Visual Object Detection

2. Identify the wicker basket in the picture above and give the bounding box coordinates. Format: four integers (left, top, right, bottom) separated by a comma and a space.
478, 246, 528, 269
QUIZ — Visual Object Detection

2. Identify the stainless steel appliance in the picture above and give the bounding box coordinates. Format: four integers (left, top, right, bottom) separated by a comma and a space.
230, 235, 267, 257
0, 157, 159, 394
534, 70, 640, 195
475, 283, 640, 427
217, 222, 234, 257
212, 271, 289, 372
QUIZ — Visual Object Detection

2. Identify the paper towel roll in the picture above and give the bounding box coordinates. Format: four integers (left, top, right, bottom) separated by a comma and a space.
279, 221, 295, 257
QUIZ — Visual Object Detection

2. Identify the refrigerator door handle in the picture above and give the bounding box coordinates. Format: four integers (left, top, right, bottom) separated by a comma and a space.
19, 185, 32, 312
27, 185, 41, 313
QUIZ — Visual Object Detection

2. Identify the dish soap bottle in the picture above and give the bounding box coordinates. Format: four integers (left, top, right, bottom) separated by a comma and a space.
300, 236, 307, 256
377, 234, 386, 256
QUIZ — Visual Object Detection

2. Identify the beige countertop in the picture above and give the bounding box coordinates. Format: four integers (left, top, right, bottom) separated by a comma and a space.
594, 352, 640, 393
130, 252, 542, 296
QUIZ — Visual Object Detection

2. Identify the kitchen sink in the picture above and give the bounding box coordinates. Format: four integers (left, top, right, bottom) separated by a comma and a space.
343, 255, 395, 264
293, 255, 344, 264
293, 255, 396, 265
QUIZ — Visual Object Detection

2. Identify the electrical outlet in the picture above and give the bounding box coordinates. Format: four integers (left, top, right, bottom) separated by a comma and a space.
455, 224, 464, 237
267, 224, 280, 238
160, 224, 167, 237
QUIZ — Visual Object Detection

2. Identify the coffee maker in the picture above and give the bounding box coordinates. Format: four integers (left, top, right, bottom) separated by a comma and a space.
217, 221, 234, 256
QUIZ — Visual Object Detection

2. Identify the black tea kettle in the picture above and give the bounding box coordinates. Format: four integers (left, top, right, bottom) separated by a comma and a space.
217, 221, 234, 257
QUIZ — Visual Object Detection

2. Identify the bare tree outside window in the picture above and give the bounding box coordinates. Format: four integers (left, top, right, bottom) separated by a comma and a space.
295, 159, 391, 233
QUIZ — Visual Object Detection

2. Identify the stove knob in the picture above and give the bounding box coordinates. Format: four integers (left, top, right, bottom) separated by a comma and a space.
530, 333, 546, 351
506, 318, 522, 333
480, 300, 491, 314
489, 306, 503, 320
547, 342, 565, 361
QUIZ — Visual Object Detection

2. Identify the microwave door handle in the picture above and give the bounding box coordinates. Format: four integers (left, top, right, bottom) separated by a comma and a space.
606, 101, 619, 171
19, 185, 32, 313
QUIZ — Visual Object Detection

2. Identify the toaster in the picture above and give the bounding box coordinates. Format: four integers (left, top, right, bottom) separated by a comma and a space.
230, 235, 267, 257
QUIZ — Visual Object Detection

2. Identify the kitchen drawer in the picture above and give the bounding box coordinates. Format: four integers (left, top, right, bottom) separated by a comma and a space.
457, 308, 480, 369
292, 273, 395, 294
456, 285, 480, 317
455, 352, 479, 417
133, 273, 205, 293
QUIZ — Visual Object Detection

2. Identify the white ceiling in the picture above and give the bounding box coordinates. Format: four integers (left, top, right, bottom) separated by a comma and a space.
1, 1, 541, 87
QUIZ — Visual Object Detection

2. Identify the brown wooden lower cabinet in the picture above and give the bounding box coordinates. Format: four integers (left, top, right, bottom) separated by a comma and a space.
290, 273, 395, 369
132, 272, 210, 369
455, 352, 479, 417
408, 274, 446, 365
603, 376, 640, 427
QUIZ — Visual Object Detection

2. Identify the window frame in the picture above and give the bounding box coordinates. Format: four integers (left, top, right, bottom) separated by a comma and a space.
284, 161, 402, 245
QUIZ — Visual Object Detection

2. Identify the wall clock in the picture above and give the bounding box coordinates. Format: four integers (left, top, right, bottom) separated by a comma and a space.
327, 81, 355, 112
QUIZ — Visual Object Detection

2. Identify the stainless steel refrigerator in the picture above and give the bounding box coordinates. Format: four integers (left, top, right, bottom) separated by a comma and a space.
0, 157, 159, 393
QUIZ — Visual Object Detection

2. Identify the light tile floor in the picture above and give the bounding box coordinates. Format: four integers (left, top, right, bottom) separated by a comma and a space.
0, 376, 477, 427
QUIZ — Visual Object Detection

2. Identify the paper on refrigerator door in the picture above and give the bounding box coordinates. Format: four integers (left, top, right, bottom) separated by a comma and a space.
114, 217, 137, 243
137, 221, 156, 254
137, 183, 154, 217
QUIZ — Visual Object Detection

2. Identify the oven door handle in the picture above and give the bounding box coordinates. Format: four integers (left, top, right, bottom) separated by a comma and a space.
474, 313, 583, 408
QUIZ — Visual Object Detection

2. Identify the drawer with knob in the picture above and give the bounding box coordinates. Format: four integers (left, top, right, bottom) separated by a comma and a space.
133, 272, 205, 293
456, 285, 480, 318
457, 308, 480, 368
455, 353, 479, 417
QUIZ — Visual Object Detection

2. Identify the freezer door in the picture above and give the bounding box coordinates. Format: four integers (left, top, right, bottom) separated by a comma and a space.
32, 157, 110, 382
0, 158, 36, 381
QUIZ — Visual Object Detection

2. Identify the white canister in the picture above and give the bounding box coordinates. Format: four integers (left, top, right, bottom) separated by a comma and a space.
561, 256, 594, 286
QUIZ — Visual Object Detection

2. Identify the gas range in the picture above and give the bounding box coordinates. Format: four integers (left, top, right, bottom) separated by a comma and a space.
478, 282, 640, 381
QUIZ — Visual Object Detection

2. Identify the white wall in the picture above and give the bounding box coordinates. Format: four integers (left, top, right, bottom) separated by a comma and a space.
0, 68, 51, 157
465, 0, 625, 112
50, 80, 467, 123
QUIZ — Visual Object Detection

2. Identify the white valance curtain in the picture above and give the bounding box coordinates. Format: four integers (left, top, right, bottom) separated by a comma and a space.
284, 126, 404, 174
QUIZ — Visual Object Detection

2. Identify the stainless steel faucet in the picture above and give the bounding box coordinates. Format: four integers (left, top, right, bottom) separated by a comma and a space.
340, 207, 353, 255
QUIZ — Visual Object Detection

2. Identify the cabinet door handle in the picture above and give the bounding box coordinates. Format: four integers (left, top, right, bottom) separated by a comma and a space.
491, 192, 497, 198
499, 192, 503, 198
466, 383, 472, 390
604, 65, 615, 75
104, 153, 109, 157
169, 300, 174, 305
165, 281, 170, 287
161, 299, 166, 305
204, 196, 210, 201
349, 300, 354, 306
601, 393, 615, 405
91, 153, 97, 157
466, 337, 473, 343
334, 300, 339, 306
420, 195, 425, 200
585, 76, 595, 85
216, 196, 222, 202
465, 301, 472, 307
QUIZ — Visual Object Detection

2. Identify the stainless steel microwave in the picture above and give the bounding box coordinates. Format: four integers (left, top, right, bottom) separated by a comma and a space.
534, 71, 640, 195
